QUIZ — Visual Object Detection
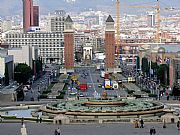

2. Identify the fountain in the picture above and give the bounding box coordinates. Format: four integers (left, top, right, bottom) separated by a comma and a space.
40, 92, 165, 121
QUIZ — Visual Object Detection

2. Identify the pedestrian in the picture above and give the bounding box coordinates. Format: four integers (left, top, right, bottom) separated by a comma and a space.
0, 115, 2, 123
134, 119, 139, 128
37, 96, 40, 101
140, 118, 144, 128
21, 117, 24, 125
150, 127, 153, 135
39, 117, 42, 123
36, 116, 39, 123
54, 129, 58, 135
163, 120, 166, 128
177, 120, 180, 130
152, 127, 156, 135
57, 127, 61, 135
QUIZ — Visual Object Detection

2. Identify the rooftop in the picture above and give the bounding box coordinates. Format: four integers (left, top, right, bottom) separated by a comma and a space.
106, 15, 114, 23
65, 15, 73, 23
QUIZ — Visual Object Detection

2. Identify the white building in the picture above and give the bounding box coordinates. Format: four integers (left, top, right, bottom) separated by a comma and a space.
8, 45, 38, 68
0, 54, 14, 84
5, 32, 64, 64
5, 10, 67, 64
2, 20, 12, 32
74, 31, 85, 52
147, 12, 155, 28
83, 44, 93, 61
50, 10, 66, 33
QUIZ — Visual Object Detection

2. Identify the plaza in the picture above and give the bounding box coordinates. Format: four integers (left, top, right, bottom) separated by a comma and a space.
0, 122, 179, 135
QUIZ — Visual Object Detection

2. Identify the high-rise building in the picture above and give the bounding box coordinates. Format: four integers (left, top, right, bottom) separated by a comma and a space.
64, 15, 74, 72
51, 10, 66, 33
2, 20, 12, 32
105, 15, 115, 72
147, 12, 155, 27
5, 32, 64, 64
33, 6, 39, 27
22, 0, 34, 32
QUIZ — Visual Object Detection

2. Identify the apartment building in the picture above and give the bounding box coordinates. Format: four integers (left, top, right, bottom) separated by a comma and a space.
6, 32, 64, 64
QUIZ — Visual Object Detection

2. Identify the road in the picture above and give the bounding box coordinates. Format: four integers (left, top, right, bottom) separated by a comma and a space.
24, 73, 51, 101
0, 123, 179, 135
74, 67, 124, 98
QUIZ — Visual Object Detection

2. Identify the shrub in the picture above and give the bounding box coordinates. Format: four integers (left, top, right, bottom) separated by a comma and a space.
148, 93, 157, 97
39, 94, 48, 99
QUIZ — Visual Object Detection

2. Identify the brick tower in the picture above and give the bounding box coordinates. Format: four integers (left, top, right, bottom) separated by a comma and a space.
64, 15, 74, 73
105, 15, 115, 73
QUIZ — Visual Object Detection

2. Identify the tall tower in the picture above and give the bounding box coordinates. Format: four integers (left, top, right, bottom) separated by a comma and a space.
22, 0, 34, 32
147, 12, 155, 27
64, 15, 74, 72
33, 5, 39, 26
105, 15, 115, 73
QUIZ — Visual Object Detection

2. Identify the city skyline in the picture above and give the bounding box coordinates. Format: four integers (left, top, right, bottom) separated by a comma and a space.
0, 0, 180, 17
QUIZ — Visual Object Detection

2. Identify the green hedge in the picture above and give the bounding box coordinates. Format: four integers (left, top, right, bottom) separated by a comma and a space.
39, 94, 48, 99
42, 90, 51, 94
127, 90, 135, 94
148, 93, 157, 97
56, 94, 64, 99
142, 89, 151, 93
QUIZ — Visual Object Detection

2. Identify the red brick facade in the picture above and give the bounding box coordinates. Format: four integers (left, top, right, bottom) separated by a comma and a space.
64, 32, 74, 69
105, 31, 115, 68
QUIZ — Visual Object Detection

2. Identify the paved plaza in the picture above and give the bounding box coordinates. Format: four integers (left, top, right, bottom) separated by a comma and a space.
0, 123, 179, 135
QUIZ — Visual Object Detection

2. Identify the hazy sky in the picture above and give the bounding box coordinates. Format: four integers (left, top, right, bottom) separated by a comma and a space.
0, 0, 179, 17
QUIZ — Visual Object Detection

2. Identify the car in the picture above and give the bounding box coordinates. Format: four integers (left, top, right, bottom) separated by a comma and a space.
89, 85, 92, 88
79, 93, 84, 97
98, 84, 102, 88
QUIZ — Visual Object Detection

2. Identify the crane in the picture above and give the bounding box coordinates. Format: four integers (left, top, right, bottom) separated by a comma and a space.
116, 0, 121, 65
129, 0, 161, 43
128, 0, 180, 43
156, 0, 161, 43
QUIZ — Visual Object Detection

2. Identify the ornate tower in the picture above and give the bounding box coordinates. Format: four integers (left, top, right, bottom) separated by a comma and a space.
64, 15, 74, 72
105, 15, 115, 72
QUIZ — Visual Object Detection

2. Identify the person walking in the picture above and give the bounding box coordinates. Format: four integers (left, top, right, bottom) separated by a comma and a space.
150, 127, 153, 135
57, 127, 61, 135
163, 120, 166, 128
140, 118, 144, 128
54, 129, 58, 135
152, 127, 156, 135
21, 124, 27, 135
21, 117, 24, 125
39, 117, 42, 123
177, 120, 180, 130
150, 127, 156, 135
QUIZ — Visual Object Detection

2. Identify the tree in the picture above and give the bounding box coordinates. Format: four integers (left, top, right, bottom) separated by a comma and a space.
136, 56, 140, 70
35, 59, 41, 74
141, 57, 149, 75
32, 58, 43, 79
157, 64, 169, 85
172, 83, 180, 97
4, 64, 9, 86
14, 63, 32, 84
75, 52, 82, 62
151, 62, 159, 77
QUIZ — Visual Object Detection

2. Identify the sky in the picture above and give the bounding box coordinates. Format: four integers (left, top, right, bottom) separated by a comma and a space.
0, 0, 179, 17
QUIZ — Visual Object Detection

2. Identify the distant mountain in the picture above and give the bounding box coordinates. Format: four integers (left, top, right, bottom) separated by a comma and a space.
0, 0, 180, 17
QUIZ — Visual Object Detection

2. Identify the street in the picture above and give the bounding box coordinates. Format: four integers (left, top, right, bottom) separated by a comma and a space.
73, 67, 121, 98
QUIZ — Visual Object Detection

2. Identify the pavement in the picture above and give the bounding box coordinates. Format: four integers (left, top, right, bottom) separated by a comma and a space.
0, 123, 179, 135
